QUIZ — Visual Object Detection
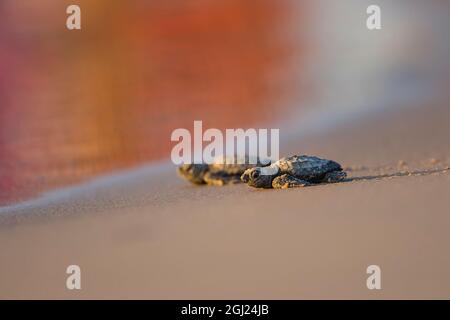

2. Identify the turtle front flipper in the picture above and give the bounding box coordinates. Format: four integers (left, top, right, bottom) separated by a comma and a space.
272, 174, 309, 189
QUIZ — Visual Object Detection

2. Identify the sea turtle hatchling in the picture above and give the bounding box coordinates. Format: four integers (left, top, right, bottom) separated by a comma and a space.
178, 155, 270, 186
241, 155, 347, 189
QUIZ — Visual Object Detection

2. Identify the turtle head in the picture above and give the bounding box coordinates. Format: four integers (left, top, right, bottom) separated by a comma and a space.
178, 164, 209, 185
241, 166, 278, 188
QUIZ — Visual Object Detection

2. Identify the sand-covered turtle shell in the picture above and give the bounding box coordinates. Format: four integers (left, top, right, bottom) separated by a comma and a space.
177, 155, 271, 186
177, 164, 209, 185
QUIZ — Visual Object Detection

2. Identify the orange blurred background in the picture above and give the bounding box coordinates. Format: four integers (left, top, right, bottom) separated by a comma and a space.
0, 0, 305, 204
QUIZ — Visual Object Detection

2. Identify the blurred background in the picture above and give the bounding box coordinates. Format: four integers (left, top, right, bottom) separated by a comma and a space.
0, 0, 449, 205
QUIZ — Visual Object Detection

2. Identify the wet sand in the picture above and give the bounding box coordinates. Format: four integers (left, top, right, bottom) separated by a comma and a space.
0, 97, 449, 299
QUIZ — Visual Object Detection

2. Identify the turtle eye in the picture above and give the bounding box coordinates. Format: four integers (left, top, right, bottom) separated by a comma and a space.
251, 169, 260, 179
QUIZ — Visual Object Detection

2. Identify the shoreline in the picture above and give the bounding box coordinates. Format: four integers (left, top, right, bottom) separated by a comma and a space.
0, 95, 443, 224
1, 73, 443, 218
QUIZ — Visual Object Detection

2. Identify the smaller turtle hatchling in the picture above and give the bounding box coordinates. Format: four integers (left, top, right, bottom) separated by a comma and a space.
178, 155, 270, 186
241, 155, 347, 189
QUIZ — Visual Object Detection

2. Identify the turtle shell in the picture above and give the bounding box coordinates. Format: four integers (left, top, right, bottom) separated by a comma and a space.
275, 155, 342, 183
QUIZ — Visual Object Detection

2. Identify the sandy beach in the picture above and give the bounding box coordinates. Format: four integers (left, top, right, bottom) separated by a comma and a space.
1, 96, 449, 299
1, 0, 450, 301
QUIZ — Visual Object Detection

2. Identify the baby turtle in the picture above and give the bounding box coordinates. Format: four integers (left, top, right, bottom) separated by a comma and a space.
178, 155, 270, 186
241, 155, 346, 189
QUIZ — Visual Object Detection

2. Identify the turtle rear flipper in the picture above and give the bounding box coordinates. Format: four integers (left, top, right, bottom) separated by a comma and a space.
322, 170, 347, 183
272, 174, 309, 189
